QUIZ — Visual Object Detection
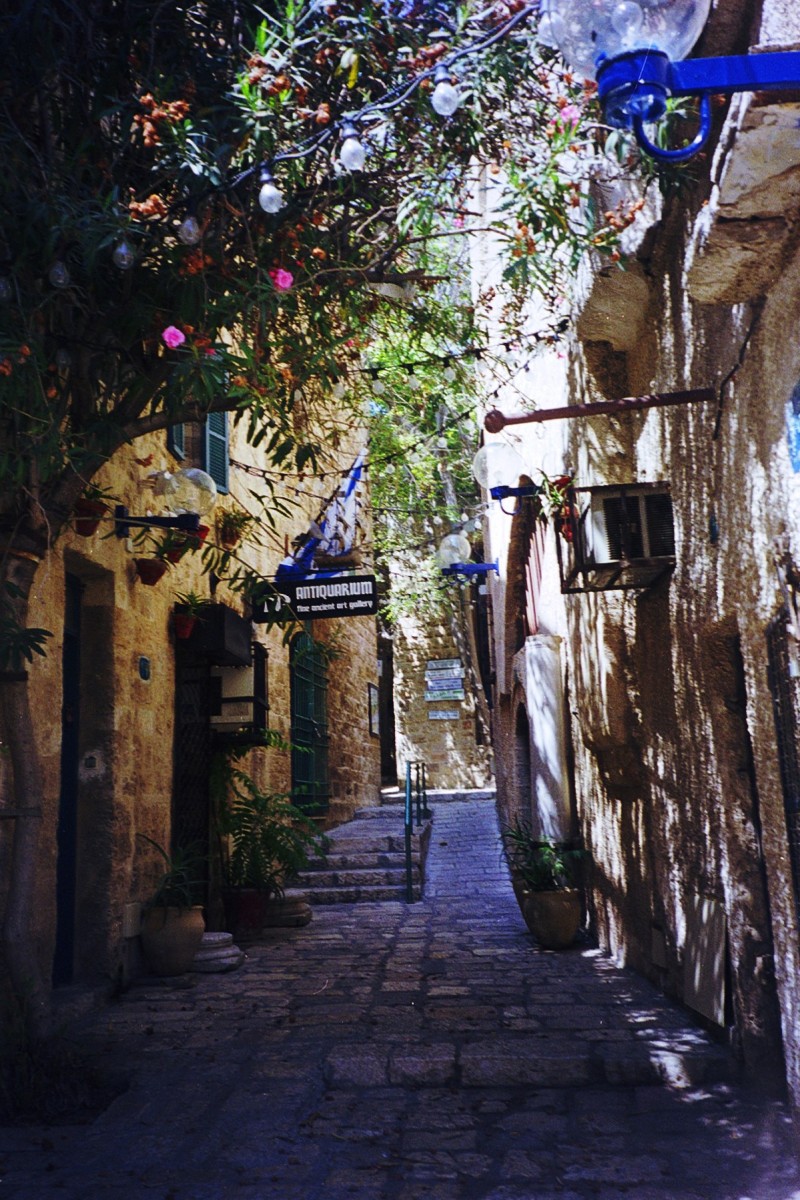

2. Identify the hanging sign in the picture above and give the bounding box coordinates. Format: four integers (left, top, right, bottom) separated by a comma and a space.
269, 573, 378, 620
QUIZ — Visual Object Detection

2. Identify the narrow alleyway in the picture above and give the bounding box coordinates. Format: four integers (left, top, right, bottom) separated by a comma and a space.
2, 799, 799, 1200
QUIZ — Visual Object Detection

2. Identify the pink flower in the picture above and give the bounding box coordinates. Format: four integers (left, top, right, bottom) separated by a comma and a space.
269, 267, 294, 292
162, 325, 186, 349
559, 104, 581, 128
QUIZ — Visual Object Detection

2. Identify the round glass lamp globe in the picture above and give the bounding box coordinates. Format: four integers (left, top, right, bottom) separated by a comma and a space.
165, 468, 218, 515
472, 442, 527, 491
544, 0, 711, 78
436, 532, 472, 568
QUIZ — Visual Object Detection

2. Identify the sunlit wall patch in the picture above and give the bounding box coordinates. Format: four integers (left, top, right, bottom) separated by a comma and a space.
786, 380, 800, 473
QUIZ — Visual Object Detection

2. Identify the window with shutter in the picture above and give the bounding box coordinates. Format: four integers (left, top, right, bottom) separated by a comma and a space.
167, 423, 186, 460
202, 413, 229, 493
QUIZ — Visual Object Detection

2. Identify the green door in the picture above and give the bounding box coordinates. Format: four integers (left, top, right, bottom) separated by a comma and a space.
290, 631, 330, 815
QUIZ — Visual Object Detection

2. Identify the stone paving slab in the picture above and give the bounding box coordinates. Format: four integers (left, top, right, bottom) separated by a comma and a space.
1, 800, 799, 1199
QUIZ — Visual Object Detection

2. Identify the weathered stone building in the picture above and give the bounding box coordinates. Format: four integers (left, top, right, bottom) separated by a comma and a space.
480, 0, 800, 1113
3, 414, 381, 996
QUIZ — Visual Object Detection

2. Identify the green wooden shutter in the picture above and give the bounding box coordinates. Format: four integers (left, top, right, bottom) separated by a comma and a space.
202, 413, 229, 493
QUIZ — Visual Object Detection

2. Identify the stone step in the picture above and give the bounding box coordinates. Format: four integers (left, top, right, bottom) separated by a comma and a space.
284, 883, 421, 904
322, 834, 420, 855
296, 865, 420, 890
380, 787, 496, 806
308, 850, 414, 870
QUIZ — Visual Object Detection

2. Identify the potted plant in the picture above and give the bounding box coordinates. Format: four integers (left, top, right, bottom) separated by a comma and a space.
519, 838, 587, 950
500, 816, 537, 909
173, 591, 210, 639
72, 485, 116, 536
213, 757, 329, 938
215, 508, 252, 551
137, 835, 206, 976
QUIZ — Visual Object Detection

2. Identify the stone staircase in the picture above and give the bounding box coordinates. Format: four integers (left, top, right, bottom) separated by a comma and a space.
285, 805, 433, 905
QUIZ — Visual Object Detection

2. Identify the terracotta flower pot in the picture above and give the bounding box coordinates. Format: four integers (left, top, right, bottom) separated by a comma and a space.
73, 498, 107, 536
173, 612, 197, 639
134, 557, 168, 585
165, 539, 190, 563
187, 524, 210, 550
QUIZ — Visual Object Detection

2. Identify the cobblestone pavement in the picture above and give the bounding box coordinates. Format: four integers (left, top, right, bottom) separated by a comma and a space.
2, 799, 800, 1199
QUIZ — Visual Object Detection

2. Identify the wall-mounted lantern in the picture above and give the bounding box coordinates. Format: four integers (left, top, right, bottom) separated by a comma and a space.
436, 531, 499, 581
542, 0, 800, 162
115, 468, 218, 538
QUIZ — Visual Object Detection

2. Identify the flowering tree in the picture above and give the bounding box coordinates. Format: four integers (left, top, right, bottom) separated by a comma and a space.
0, 0, 617, 1012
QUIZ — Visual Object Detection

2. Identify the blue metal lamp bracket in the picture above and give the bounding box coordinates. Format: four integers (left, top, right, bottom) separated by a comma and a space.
441, 561, 500, 580
489, 483, 541, 516
597, 48, 800, 163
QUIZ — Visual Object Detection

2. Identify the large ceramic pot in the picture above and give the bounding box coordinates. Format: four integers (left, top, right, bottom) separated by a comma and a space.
522, 889, 581, 950
141, 905, 205, 975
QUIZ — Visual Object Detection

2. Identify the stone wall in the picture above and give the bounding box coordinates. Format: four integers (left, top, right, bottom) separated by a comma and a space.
562, 79, 800, 1097
5, 418, 380, 992
392, 609, 493, 791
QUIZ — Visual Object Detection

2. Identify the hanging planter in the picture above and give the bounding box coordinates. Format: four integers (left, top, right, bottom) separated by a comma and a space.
73, 497, 108, 537
173, 611, 197, 639
134, 557, 169, 586
186, 523, 210, 551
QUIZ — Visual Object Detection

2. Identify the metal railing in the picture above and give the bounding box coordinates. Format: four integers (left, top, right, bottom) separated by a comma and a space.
404, 761, 431, 902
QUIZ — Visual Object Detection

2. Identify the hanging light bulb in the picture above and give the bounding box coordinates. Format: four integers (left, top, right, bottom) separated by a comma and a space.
339, 121, 367, 172
0, 274, 12, 303
442, 362, 456, 383
371, 372, 386, 395
258, 165, 285, 214
178, 215, 202, 245
407, 372, 421, 391
430, 65, 461, 117
112, 239, 136, 270
55, 347, 71, 371
49, 260, 70, 288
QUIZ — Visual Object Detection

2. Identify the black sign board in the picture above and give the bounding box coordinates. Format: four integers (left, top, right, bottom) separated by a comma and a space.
253, 574, 378, 622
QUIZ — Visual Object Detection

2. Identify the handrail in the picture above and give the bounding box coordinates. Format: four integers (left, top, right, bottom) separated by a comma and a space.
404, 760, 430, 902
404, 762, 414, 902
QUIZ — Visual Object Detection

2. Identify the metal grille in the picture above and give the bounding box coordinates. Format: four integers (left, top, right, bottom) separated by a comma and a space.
290, 632, 330, 815
766, 611, 800, 927
173, 649, 213, 873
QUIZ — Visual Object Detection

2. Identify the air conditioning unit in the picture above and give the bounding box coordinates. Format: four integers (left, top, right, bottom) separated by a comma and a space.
561, 483, 676, 593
